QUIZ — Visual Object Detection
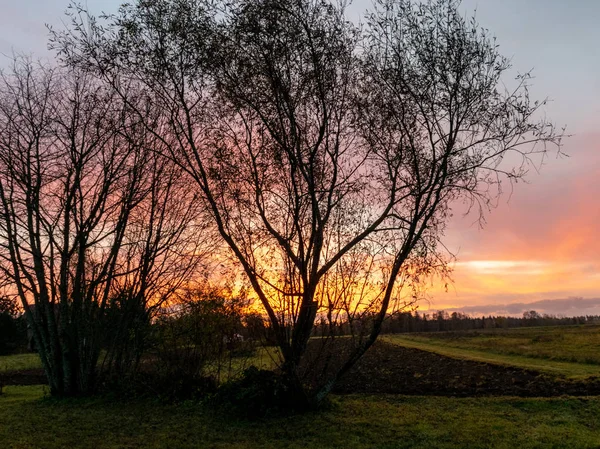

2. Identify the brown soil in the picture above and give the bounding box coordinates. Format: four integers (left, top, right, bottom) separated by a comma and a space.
333, 341, 600, 397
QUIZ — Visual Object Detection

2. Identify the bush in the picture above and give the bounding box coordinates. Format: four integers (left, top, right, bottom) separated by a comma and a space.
150, 287, 253, 383
0, 313, 26, 355
214, 366, 314, 418
96, 286, 260, 401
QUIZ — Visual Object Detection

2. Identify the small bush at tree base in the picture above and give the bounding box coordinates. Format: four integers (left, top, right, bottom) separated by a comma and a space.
213, 366, 320, 418
0, 313, 26, 355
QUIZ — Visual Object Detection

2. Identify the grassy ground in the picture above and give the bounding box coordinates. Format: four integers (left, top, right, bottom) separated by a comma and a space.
0, 353, 41, 372
0, 346, 277, 378
1, 385, 600, 449
400, 325, 600, 363
210, 345, 280, 380
383, 325, 600, 379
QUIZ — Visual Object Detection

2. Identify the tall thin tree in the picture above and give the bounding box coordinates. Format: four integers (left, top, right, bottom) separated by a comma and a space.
0, 59, 207, 395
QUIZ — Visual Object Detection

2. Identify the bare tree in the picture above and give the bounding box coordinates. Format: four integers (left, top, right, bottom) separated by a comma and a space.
53, 0, 563, 404
0, 58, 206, 396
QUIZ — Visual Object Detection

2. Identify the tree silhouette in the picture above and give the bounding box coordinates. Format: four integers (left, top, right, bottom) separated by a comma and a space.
0, 59, 208, 395
53, 0, 563, 404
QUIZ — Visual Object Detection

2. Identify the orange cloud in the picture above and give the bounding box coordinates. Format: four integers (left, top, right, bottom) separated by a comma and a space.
425, 132, 600, 312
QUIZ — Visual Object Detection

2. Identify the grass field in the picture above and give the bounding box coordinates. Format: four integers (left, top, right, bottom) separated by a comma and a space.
0, 353, 41, 373
0, 347, 277, 379
3, 326, 600, 447
2, 385, 600, 449
384, 325, 600, 379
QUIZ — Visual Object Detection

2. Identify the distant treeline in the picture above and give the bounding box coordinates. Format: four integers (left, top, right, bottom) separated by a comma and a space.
310, 310, 600, 338
379, 310, 600, 334
5, 303, 598, 357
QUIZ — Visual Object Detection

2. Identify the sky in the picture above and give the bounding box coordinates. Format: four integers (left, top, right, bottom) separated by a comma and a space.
0, 0, 598, 316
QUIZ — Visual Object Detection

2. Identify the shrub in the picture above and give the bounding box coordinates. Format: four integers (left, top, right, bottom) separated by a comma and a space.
0, 313, 26, 355
214, 366, 315, 418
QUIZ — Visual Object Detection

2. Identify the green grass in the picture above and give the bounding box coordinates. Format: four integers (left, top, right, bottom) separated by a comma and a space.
0, 346, 277, 377
423, 325, 600, 364
0, 353, 41, 372
176, 344, 281, 383
1, 385, 600, 448
2, 331, 600, 448
383, 325, 600, 379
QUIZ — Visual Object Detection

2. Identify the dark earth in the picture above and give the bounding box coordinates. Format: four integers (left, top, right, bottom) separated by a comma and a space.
333, 341, 600, 397
3, 341, 600, 397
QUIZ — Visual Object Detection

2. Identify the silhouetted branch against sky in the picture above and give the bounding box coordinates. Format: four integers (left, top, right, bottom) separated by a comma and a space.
2, 0, 597, 313
38, 0, 571, 402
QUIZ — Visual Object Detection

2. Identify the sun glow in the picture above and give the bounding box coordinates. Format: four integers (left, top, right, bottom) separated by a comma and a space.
455, 260, 549, 276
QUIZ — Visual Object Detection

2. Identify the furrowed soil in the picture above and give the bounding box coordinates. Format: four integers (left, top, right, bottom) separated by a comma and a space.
332, 341, 600, 397
4, 340, 600, 397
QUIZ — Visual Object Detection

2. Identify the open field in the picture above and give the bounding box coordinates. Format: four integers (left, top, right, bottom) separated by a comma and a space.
3, 326, 600, 447
383, 325, 600, 379
2, 385, 600, 449
5, 325, 600, 395
0, 353, 42, 373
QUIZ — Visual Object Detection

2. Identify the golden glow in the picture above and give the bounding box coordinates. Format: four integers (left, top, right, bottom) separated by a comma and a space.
418, 133, 600, 313
427, 259, 600, 311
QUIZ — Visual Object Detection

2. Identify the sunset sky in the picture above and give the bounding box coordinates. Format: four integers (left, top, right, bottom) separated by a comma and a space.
1, 0, 598, 316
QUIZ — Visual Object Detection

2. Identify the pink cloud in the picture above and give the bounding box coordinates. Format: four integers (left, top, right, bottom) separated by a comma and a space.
430, 131, 600, 309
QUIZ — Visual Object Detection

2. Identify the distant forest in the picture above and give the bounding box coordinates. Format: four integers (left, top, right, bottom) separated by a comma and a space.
374, 310, 600, 334
309, 310, 600, 337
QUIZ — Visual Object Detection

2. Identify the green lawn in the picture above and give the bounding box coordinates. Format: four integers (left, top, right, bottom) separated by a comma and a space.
208, 345, 280, 382
1, 385, 600, 448
0, 353, 41, 372
0, 347, 275, 380
2, 330, 600, 448
383, 325, 600, 379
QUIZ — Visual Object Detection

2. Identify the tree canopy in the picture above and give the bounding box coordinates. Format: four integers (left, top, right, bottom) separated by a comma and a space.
1, 0, 562, 402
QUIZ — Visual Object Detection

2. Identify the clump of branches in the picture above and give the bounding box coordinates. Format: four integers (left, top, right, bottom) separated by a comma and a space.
48, 0, 565, 405
152, 285, 251, 381
99, 283, 253, 401
0, 295, 27, 355
0, 58, 212, 396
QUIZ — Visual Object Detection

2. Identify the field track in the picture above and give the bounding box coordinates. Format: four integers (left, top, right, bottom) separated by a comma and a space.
383, 334, 600, 379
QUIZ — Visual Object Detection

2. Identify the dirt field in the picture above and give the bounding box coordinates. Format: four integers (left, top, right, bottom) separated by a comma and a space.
334, 341, 600, 396
0, 368, 46, 386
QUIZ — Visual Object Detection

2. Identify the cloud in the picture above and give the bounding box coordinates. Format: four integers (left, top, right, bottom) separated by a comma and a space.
440, 297, 600, 317
430, 131, 600, 307
454, 260, 550, 276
